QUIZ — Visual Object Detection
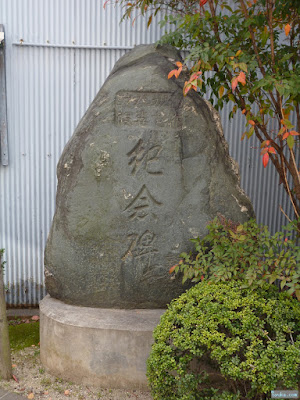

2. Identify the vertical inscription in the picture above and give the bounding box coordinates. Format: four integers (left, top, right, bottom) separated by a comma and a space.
117, 91, 169, 282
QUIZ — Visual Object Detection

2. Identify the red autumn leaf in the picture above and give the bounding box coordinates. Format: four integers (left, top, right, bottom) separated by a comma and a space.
284, 24, 291, 36
278, 127, 286, 136
231, 77, 238, 92
175, 67, 182, 78
242, 109, 246, 114
190, 71, 202, 81
168, 63, 183, 79
183, 83, 191, 96
283, 130, 299, 140
168, 70, 177, 79
232, 72, 246, 92
169, 265, 177, 274
262, 152, 269, 168
237, 71, 246, 86
248, 120, 255, 126
31, 315, 40, 321
200, 0, 208, 5
282, 131, 289, 140
268, 147, 276, 154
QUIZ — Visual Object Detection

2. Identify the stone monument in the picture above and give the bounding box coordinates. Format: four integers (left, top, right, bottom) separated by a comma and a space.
40, 44, 254, 389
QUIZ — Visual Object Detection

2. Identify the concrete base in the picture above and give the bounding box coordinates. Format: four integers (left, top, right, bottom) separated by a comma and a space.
40, 295, 165, 390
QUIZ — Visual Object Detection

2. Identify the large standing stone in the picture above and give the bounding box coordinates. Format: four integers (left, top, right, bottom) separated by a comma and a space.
44, 44, 254, 308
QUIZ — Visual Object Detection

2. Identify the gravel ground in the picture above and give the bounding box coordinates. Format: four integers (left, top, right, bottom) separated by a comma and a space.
0, 346, 153, 400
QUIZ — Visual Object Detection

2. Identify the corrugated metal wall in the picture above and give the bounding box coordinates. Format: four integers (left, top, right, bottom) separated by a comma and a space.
0, 0, 295, 306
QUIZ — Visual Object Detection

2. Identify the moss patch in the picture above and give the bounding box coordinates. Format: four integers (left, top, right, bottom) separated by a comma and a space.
9, 322, 39, 351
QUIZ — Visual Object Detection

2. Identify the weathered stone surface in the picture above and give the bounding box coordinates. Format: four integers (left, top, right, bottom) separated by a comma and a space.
44, 44, 254, 308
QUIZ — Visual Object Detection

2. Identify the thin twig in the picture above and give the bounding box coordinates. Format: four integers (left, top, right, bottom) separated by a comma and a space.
280, 152, 300, 219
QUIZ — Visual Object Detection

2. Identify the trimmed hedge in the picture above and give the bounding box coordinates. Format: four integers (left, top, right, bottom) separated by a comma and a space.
147, 281, 300, 400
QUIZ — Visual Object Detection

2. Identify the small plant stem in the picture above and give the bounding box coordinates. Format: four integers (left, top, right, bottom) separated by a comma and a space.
0, 252, 12, 380
280, 152, 300, 219
208, 0, 220, 39
238, 0, 282, 118
296, 104, 300, 133
266, 0, 276, 74
279, 206, 292, 224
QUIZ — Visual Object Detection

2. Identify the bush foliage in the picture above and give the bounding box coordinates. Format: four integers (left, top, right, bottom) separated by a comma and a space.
170, 215, 300, 300
147, 281, 300, 400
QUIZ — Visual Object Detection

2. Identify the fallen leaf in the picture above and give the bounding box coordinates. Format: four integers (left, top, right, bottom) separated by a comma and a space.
31, 315, 40, 321
28, 393, 34, 399
44, 391, 49, 395
64, 390, 70, 396
12, 374, 19, 382
12, 364, 17, 368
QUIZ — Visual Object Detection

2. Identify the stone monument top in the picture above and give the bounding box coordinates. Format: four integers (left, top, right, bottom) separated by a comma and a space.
44, 44, 254, 308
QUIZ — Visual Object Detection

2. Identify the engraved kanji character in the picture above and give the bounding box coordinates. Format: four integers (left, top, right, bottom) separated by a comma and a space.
127, 139, 162, 175
124, 184, 162, 220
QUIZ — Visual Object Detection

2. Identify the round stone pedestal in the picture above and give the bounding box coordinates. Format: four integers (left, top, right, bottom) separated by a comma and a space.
40, 295, 165, 390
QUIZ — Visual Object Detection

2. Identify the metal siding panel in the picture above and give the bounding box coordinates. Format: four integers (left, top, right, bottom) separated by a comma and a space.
0, 0, 297, 306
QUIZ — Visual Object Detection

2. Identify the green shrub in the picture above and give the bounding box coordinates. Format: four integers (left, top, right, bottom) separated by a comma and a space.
147, 281, 300, 400
0, 248, 5, 270
170, 216, 300, 300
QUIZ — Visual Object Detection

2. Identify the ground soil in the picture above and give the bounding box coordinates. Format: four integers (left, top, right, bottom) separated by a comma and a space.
0, 346, 153, 400
0, 317, 153, 400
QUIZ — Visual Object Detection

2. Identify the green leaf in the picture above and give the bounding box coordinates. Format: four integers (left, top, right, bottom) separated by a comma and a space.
238, 63, 248, 73
282, 119, 294, 129
287, 135, 294, 149
246, 126, 254, 139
